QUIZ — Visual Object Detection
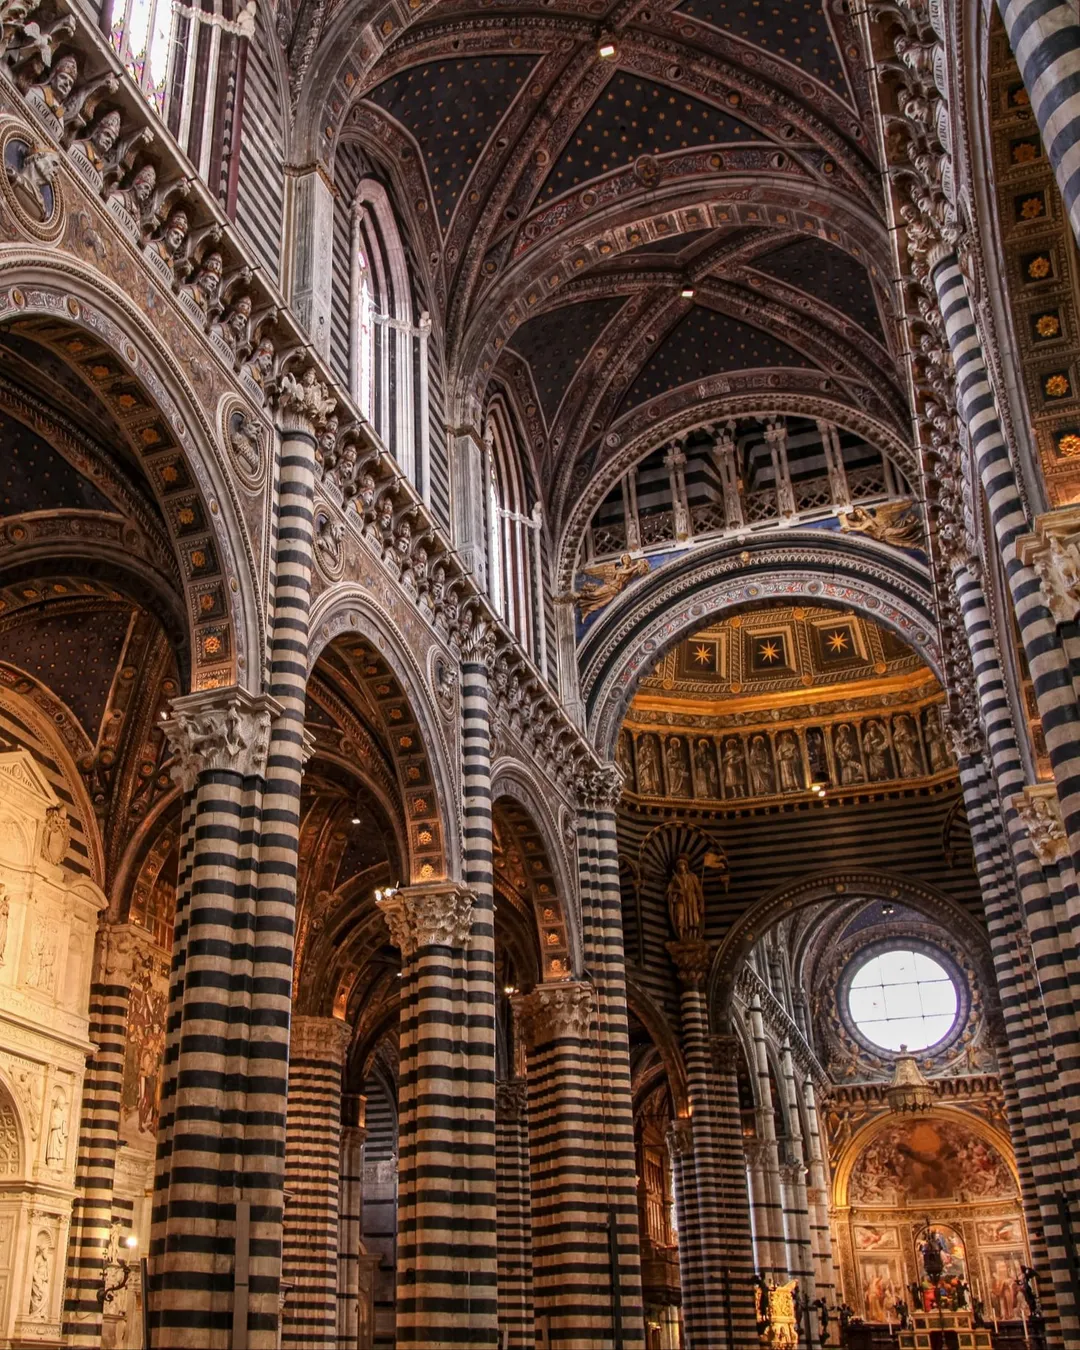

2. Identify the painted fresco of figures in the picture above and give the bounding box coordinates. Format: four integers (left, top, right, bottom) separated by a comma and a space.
616, 730, 635, 793
637, 733, 661, 795
748, 734, 775, 795
806, 726, 829, 785
862, 719, 891, 781
121, 955, 166, 1138
893, 713, 923, 777
722, 737, 747, 797
776, 731, 802, 792
665, 735, 691, 796
695, 737, 720, 798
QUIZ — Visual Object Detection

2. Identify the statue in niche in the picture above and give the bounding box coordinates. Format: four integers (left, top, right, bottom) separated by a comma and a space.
211, 291, 253, 360
805, 726, 828, 784
748, 734, 775, 795
107, 162, 155, 223
695, 738, 719, 797
722, 737, 747, 797
0, 885, 8, 965
26, 50, 77, 123
862, 720, 891, 780
150, 207, 189, 268
6, 141, 60, 220
776, 731, 802, 792
28, 1238, 48, 1315
637, 735, 660, 795
665, 736, 690, 796
615, 732, 635, 793
893, 714, 923, 777
834, 724, 864, 785
41, 803, 68, 865
229, 412, 262, 477
44, 1090, 66, 1166
665, 854, 705, 942
924, 705, 951, 773
71, 107, 120, 173
26, 919, 55, 993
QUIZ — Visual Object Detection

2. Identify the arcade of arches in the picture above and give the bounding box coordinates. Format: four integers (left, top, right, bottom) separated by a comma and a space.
4, 0, 1080, 1347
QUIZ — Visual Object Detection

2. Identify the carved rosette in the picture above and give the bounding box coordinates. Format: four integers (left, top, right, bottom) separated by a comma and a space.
513, 980, 594, 1047
1013, 784, 1070, 866
574, 762, 624, 812
275, 367, 336, 437
377, 883, 474, 957
163, 687, 282, 792
665, 938, 713, 989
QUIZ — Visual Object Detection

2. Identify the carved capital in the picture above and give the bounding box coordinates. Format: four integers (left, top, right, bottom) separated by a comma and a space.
289, 1014, 352, 1063
1012, 784, 1070, 867
666, 938, 713, 988
667, 1117, 693, 1159
710, 1033, 743, 1075
163, 687, 282, 791
574, 762, 624, 811
377, 882, 474, 956
496, 1079, 528, 1122
458, 612, 497, 671
276, 367, 336, 435
98, 922, 155, 986
513, 980, 594, 1046
1018, 507, 1080, 628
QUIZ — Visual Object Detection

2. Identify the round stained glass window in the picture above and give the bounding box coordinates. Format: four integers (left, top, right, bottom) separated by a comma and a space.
846, 947, 959, 1053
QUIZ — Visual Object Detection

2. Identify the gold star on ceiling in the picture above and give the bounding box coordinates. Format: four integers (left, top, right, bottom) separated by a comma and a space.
693, 644, 712, 665
827, 630, 849, 653
758, 640, 780, 663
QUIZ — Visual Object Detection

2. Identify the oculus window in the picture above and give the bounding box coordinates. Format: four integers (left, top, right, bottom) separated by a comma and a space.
846, 947, 959, 1052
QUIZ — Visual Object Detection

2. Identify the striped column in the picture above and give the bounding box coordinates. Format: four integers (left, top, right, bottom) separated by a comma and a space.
378, 880, 497, 1347
337, 1095, 366, 1350
933, 256, 1080, 875
997, 0, 1080, 247
708, 1035, 761, 1348
666, 1118, 699, 1329
801, 1076, 836, 1305
495, 1080, 532, 1349
575, 765, 647, 1349
153, 687, 278, 1349
747, 1000, 787, 1281
777, 1042, 813, 1290
63, 924, 149, 1345
281, 1016, 351, 1349
952, 562, 1080, 1335
667, 940, 726, 1348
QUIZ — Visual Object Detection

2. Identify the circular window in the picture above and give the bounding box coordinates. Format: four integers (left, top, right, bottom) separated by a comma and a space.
846, 946, 959, 1053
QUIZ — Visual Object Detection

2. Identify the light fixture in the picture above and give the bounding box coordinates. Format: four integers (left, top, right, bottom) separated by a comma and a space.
503, 984, 518, 996
597, 30, 617, 58
681, 284, 695, 299
351, 816, 361, 825
98, 1230, 137, 1308
124, 1235, 138, 1250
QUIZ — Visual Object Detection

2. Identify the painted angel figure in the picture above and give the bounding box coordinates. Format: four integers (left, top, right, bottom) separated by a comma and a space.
575, 553, 650, 620
838, 499, 923, 549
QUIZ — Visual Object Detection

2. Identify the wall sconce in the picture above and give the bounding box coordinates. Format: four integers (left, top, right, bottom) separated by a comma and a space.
98, 1231, 138, 1308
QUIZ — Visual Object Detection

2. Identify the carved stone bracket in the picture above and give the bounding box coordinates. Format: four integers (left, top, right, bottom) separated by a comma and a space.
513, 980, 595, 1047
1012, 784, 1069, 867
1017, 506, 1080, 628
665, 937, 713, 989
376, 882, 474, 957
495, 1078, 528, 1122
163, 687, 283, 791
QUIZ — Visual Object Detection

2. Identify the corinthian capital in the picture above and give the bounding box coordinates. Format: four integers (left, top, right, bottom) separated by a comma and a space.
163, 687, 282, 791
1013, 784, 1069, 867
666, 938, 713, 989
575, 762, 624, 811
513, 980, 594, 1046
377, 882, 474, 956
276, 367, 336, 435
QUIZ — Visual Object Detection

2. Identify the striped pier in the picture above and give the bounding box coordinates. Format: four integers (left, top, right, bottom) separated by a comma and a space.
495, 1079, 533, 1349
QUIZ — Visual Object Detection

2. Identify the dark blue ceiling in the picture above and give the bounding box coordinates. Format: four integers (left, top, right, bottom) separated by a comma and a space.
0, 412, 115, 515
368, 56, 536, 228
509, 296, 625, 427
620, 306, 815, 413
542, 72, 762, 199
675, 0, 852, 101
752, 236, 884, 342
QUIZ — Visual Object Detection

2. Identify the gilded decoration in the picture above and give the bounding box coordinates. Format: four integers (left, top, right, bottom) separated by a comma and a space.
987, 19, 1080, 505
618, 606, 954, 806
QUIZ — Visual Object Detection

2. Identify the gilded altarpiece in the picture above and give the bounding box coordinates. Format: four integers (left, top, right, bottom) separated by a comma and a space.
830, 1109, 1028, 1325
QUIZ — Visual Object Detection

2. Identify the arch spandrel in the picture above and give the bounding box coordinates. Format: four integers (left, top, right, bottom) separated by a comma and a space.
0, 263, 264, 695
